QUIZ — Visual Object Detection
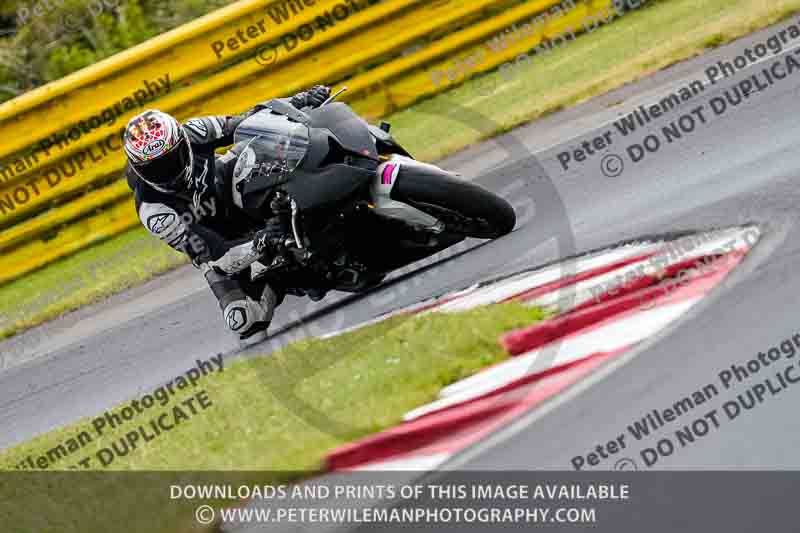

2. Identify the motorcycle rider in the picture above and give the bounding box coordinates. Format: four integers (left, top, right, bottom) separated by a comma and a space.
123, 85, 332, 340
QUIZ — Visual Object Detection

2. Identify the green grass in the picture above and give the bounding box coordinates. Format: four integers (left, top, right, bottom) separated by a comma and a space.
0, 302, 546, 532
0, 226, 187, 340
0, 3, 794, 529
2, 0, 798, 339
390, 0, 800, 161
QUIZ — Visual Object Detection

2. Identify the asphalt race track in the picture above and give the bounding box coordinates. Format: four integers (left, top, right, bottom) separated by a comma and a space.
3, 19, 800, 474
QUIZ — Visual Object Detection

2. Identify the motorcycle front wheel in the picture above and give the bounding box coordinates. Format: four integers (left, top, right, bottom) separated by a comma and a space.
390, 168, 516, 239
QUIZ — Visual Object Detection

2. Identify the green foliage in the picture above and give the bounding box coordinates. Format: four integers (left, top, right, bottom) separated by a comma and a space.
703, 33, 727, 49
0, 0, 234, 102
0, 303, 544, 532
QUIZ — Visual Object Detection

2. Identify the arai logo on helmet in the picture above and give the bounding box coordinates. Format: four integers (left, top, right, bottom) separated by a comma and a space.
143, 139, 167, 156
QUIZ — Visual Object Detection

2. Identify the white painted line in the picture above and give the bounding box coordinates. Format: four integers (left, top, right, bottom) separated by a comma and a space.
435, 298, 698, 404
2, 270, 208, 368
352, 452, 452, 471
316, 241, 660, 338
528, 227, 756, 313
319, 227, 756, 340
434, 242, 662, 313
318, 286, 483, 340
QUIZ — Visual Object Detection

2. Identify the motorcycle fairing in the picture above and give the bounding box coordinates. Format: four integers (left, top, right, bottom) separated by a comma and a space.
307, 103, 379, 160
284, 164, 374, 211
368, 124, 412, 157
371, 156, 440, 228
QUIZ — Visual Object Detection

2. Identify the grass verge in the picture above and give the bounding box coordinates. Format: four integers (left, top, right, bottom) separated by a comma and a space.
0, 226, 186, 340
391, 0, 800, 161
0, 302, 546, 532
2, 0, 797, 338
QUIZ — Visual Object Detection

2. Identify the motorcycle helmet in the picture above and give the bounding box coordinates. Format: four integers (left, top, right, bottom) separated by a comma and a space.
123, 110, 193, 194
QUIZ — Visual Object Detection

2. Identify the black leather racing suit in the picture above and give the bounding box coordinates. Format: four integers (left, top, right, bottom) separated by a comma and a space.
126, 91, 321, 337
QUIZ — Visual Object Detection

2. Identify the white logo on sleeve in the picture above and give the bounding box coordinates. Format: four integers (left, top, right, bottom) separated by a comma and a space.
226, 307, 247, 331
146, 212, 177, 234
192, 161, 210, 210
184, 119, 208, 137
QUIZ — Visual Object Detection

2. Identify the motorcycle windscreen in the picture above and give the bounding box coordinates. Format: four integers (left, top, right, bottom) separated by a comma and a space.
233, 112, 310, 179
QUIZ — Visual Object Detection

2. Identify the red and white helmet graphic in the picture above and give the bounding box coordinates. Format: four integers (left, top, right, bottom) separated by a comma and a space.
124, 110, 193, 194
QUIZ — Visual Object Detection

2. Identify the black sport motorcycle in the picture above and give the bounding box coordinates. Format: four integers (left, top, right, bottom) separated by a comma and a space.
231, 93, 516, 298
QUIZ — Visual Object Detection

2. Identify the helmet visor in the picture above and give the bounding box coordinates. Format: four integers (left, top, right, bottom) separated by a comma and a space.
133, 135, 191, 193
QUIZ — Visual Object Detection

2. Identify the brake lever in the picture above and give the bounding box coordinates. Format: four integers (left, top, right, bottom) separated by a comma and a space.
320, 86, 347, 106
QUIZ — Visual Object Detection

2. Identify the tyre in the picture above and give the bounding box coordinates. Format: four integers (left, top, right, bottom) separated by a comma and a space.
391, 165, 516, 239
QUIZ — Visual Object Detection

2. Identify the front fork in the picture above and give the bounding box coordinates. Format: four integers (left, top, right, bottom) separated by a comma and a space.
289, 199, 304, 250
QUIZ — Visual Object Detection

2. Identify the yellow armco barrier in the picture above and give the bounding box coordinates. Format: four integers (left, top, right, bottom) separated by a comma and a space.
0, 0, 423, 216
0, 198, 139, 286
0, 179, 131, 254
0, 0, 624, 286
350, 0, 616, 117
0, 0, 477, 227
0, 0, 355, 158
343, 0, 577, 116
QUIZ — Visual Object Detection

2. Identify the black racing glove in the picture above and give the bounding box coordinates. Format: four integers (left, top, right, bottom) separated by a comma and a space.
290, 85, 331, 109
254, 214, 292, 257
